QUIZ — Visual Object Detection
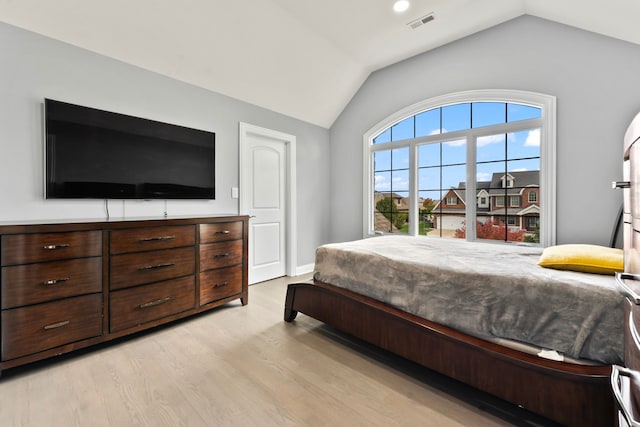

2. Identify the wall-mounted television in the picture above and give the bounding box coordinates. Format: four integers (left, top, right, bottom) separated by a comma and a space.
45, 99, 215, 200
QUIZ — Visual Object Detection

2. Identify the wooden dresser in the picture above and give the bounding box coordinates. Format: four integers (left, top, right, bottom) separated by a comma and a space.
0, 215, 248, 374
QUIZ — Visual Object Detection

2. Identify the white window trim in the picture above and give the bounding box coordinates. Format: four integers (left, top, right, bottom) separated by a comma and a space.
362, 89, 556, 246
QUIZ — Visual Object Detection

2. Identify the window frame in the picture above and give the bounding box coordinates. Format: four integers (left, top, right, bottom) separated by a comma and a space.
363, 89, 556, 246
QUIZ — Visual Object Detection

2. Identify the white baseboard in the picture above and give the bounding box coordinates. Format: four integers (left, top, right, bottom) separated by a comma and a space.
294, 263, 314, 277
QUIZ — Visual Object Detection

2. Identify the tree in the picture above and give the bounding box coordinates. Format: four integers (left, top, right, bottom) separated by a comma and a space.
455, 219, 527, 242
376, 197, 398, 221
422, 198, 436, 213
376, 197, 407, 230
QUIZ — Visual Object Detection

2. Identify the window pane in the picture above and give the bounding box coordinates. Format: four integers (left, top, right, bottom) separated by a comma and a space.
442, 103, 470, 133
442, 164, 465, 190
374, 170, 391, 192
374, 192, 396, 233
508, 159, 540, 175
391, 169, 409, 192
477, 134, 506, 164
507, 128, 540, 160
442, 139, 466, 166
394, 190, 410, 233
420, 190, 442, 207
374, 189, 409, 234
507, 104, 541, 122
373, 150, 391, 172
472, 102, 506, 128
477, 161, 506, 186
391, 147, 409, 170
416, 109, 440, 138
418, 167, 440, 191
418, 142, 440, 167
373, 128, 391, 144
391, 117, 414, 142
420, 190, 442, 237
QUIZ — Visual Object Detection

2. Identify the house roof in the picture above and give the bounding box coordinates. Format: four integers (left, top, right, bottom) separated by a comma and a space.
488, 171, 539, 196
0, 1, 638, 128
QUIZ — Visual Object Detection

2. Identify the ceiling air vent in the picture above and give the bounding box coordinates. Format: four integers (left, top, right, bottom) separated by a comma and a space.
408, 13, 434, 30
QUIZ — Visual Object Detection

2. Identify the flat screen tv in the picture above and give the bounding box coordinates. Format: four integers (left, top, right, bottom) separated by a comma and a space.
45, 99, 215, 199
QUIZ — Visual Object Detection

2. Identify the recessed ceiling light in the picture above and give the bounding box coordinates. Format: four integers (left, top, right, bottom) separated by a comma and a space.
393, 0, 410, 13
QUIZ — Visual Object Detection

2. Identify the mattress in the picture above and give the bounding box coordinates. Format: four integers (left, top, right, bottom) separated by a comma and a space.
313, 236, 624, 364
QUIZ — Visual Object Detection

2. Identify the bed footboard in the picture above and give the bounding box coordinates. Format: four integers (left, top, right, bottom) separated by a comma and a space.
284, 280, 615, 427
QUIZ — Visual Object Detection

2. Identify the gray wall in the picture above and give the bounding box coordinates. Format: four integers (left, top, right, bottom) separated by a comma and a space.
0, 22, 330, 268
329, 15, 640, 246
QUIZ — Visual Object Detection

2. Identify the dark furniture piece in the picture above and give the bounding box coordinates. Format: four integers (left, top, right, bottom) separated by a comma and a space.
0, 215, 248, 374
612, 112, 640, 426
285, 279, 614, 427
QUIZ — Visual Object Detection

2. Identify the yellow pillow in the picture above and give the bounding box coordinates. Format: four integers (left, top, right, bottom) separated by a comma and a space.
537, 244, 624, 275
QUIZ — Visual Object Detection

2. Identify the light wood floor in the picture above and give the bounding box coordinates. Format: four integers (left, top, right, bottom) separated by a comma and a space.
0, 275, 559, 427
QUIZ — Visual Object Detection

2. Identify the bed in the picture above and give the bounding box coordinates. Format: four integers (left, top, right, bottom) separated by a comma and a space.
283, 114, 640, 426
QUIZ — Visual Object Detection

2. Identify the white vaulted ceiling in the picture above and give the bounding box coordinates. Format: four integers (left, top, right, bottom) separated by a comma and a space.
0, 0, 638, 128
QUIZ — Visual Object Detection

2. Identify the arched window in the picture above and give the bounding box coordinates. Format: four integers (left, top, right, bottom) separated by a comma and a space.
363, 90, 556, 246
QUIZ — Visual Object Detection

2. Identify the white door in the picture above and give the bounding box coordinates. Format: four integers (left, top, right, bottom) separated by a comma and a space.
239, 123, 296, 284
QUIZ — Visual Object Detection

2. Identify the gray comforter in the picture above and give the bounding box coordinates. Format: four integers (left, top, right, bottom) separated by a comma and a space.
313, 236, 624, 364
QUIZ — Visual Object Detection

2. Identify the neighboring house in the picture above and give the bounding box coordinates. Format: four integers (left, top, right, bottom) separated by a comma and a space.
432, 171, 540, 234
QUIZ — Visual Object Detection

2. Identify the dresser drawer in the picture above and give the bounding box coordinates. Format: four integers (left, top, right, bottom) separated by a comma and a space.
200, 240, 243, 271
1, 257, 102, 309
109, 275, 195, 332
1, 231, 102, 266
200, 222, 243, 244
200, 265, 242, 306
110, 246, 195, 290
110, 225, 195, 255
1, 293, 103, 361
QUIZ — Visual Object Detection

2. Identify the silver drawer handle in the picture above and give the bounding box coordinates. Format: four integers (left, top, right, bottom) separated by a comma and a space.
611, 365, 640, 427
213, 281, 228, 289
215, 230, 230, 235
139, 235, 176, 242
630, 312, 640, 351
140, 262, 175, 270
43, 278, 70, 286
139, 296, 174, 309
613, 181, 631, 189
43, 243, 70, 250
616, 273, 640, 303
43, 320, 70, 330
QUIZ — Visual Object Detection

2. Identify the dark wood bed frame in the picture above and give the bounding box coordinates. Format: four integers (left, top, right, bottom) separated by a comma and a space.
284, 278, 615, 427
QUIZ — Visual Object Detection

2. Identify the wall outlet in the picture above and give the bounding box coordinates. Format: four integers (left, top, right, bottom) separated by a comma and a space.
231, 187, 239, 198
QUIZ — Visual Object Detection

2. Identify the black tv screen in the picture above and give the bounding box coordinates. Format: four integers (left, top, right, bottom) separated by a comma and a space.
45, 99, 215, 199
